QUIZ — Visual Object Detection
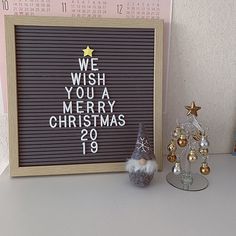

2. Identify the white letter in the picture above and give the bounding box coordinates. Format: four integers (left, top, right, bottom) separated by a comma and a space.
63, 101, 72, 114
71, 73, 81, 85
98, 101, 106, 113
77, 115, 82, 127
65, 87, 73, 99
91, 58, 98, 71
101, 87, 110, 99
59, 115, 67, 128
97, 73, 106, 86
118, 114, 126, 126
76, 101, 84, 114
68, 115, 76, 127
91, 114, 99, 127
83, 115, 91, 127
110, 114, 118, 126
100, 115, 109, 126
78, 58, 89, 71
108, 100, 115, 113
87, 87, 94, 99
49, 116, 57, 128
88, 73, 96, 86
87, 101, 95, 113
76, 86, 84, 99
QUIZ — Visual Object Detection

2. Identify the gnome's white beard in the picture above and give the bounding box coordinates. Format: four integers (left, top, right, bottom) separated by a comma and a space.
126, 159, 157, 174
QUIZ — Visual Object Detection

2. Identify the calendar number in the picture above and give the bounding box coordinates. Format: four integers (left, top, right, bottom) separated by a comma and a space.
2, 0, 9, 11
116, 4, 123, 14
62, 2, 67, 13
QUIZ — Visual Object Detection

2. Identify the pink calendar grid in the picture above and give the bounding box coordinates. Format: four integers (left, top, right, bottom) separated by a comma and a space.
0, 0, 172, 113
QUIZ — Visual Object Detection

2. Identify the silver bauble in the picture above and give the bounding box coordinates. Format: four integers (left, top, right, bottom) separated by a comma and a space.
172, 126, 181, 139
200, 135, 209, 148
172, 161, 182, 175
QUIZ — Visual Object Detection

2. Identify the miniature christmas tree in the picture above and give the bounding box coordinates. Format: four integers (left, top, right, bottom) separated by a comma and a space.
166, 102, 210, 191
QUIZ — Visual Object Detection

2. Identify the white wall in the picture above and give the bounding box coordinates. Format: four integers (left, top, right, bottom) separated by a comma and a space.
164, 0, 236, 154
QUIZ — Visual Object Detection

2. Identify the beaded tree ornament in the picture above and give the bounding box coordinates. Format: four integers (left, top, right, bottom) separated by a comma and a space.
166, 102, 211, 191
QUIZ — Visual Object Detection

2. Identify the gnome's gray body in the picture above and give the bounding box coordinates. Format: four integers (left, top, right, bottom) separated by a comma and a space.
126, 123, 157, 187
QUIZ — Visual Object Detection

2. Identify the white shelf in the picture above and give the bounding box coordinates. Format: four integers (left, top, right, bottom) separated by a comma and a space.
0, 154, 235, 236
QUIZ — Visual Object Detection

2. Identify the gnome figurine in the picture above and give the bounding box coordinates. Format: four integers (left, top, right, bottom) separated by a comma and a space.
126, 123, 157, 187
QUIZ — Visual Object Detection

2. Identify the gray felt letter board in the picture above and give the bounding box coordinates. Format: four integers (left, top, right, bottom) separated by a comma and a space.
5, 16, 163, 176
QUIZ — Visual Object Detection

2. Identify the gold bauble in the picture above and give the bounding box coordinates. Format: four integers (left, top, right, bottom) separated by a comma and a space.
177, 134, 188, 147
199, 148, 209, 156
187, 150, 197, 162
167, 140, 177, 152
193, 130, 202, 141
139, 158, 147, 166
200, 163, 210, 175
167, 153, 177, 163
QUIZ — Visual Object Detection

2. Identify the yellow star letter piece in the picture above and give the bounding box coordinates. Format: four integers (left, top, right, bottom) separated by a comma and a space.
185, 101, 201, 117
83, 46, 94, 57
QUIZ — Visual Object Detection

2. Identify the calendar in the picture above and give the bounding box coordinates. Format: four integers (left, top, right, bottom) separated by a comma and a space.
0, 0, 172, 113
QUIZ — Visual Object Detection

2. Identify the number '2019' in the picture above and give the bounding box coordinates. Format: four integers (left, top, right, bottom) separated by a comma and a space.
81, 128, 98, 155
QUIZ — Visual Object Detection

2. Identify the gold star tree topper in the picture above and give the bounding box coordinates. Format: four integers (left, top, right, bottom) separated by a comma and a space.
185, 101, 201, 116
83, 46, 94, 57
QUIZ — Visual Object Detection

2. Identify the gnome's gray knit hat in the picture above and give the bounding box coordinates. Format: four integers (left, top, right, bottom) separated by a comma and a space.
131, 123, 155, 161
